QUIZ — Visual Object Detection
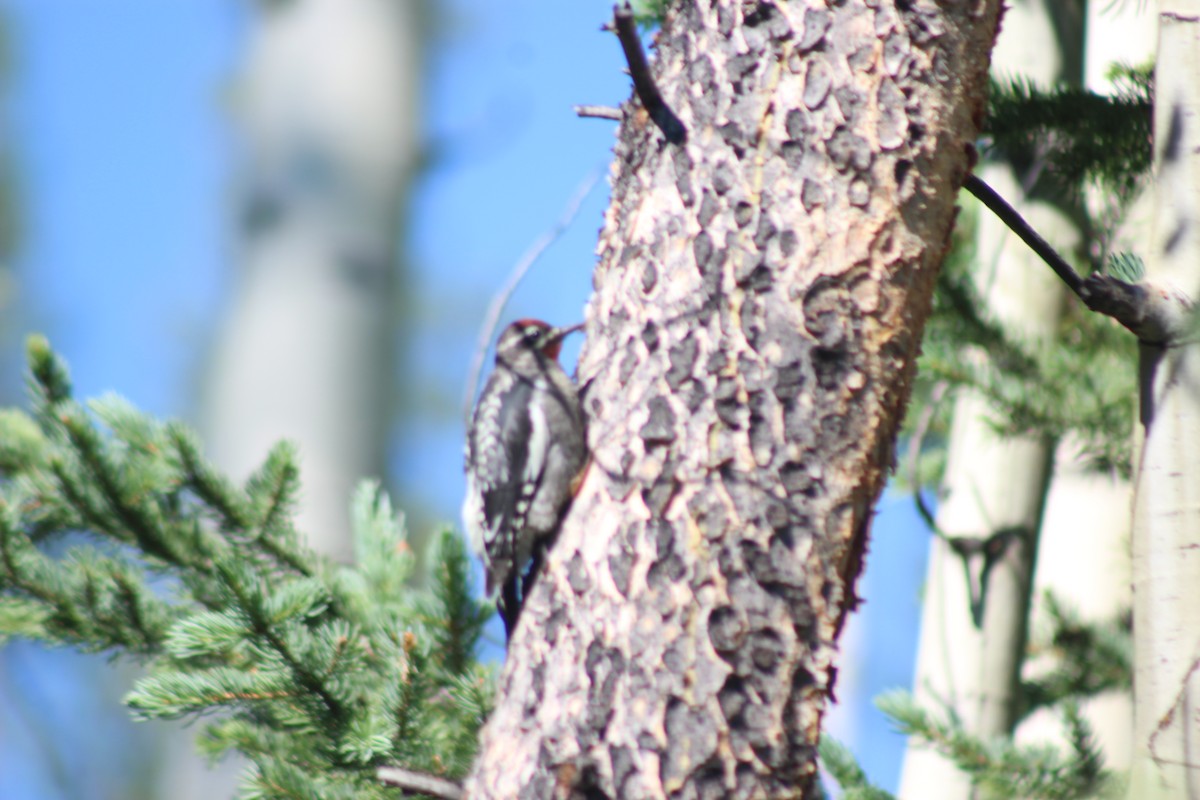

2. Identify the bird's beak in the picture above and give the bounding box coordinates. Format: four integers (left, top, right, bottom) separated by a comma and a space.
548, 322, 585, 341
538, 322, 585, 358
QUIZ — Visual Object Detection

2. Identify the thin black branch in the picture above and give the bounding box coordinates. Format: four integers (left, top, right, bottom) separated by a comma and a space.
965, 173, 1193, 343
612, 3, 686, 144
377, 766, 464, 800
962, 174, 1084, 296
575, 104, 622, 120
462, 171, 601, 425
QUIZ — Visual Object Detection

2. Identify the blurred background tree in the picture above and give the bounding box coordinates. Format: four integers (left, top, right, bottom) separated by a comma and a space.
0, 1, 1162, 798
0, 2, 618, 797
188, 2, 422, 796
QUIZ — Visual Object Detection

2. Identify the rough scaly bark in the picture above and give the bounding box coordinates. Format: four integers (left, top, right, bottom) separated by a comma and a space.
469, 2, 1001, 797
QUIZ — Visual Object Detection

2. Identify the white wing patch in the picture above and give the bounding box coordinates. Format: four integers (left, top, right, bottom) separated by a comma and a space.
462, 471, 488, 558
523, 401, 549, 495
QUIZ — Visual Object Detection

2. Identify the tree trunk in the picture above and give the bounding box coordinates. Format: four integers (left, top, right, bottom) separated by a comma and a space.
1128, 3, 1200, 796
202, 0, 419, 561
899, 3, 1081, 796
1014, 0, 1156, 774
176, 2, 419, 798
468, 2, 1001, 797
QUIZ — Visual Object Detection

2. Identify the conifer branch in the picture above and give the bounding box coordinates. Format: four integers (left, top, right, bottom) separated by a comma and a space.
985, 72, 1152, 195
1020, 593, 1132, 718
922, 255, 1136, 474
0, 339, 495, 799
878, 690, 1115, 799
819, 735, 895, 799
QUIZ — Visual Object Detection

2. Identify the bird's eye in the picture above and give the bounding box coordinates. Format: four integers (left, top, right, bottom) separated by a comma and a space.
524, 326, 542, 338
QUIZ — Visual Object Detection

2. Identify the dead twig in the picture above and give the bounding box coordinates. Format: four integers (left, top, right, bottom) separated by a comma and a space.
962, 174, 1084, 296
611, 2, 686, 143
377, 766, 463, 799
965, 172, 1193, 343
575, 104, 622, 120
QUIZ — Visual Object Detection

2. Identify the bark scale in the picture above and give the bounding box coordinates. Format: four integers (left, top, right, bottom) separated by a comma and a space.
469, 2, 1001, 797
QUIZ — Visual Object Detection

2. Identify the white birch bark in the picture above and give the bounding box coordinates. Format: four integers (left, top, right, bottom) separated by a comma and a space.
1128, 4, 1200, 796
166, 2, 419, 797
898, 2, 1078, 796
203, 0, 419, 562
1017, 444, 1132, 762
1015, 1, 1156, 772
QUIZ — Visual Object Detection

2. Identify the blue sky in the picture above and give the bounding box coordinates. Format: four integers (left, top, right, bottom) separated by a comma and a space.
0, 2, 926, 796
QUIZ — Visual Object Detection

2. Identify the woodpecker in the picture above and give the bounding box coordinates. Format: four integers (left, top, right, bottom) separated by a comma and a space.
463, 318, 587, 637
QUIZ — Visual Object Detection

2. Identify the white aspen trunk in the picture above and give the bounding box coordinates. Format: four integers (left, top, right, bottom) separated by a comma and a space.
1017, 443, 1132, 758
167, 2, 419, 797
202, 0, 419, 562
898, 2, 1078, 796
1015, 0, 1156, 772
1128, 4, 1200, 796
